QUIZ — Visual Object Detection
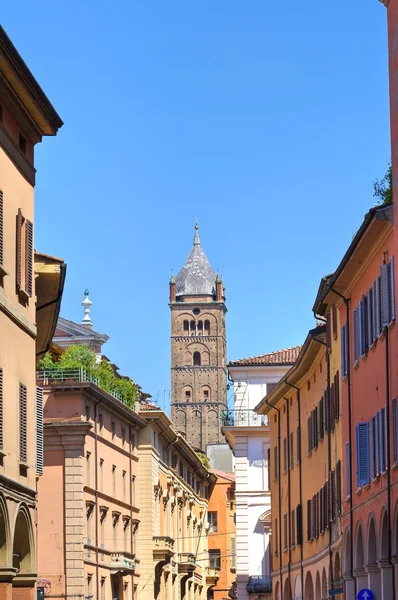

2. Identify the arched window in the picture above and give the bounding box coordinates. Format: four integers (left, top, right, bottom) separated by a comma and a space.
198, 320, 203, 333
204, 320, 210, 334
193, 352, 201, 366
190, 321, 195, 331
183, 320, 189, 331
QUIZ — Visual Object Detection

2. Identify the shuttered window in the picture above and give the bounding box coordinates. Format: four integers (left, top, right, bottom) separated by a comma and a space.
369, 417, 376, 480
356, 423, 369, 487
324, 390, 330, 434
283, 437, 287, 473
359, 297, 367, 356
341, 323, 349, 377
326, 311, 332, 350
381, 263, 390, 328
313, 407, 318, 447
274, 519, 278, 554
383, 406, 388, 472
393, 399, 398, 464
375, 409, 386, 474
367, 288, 374, 346
36, 386, 44, 475
319, 397, 324, 440
25, 220, 33, 297
16, 209, 23, 289
230, 537, 236, 569
296, 427, 301, 464
296, 504, 302, 546
289, 431, 294, 468
307, 499, 312, 541
0, 369, 3, 450
332, 304, 338, 338
375, 277, 382, 337
283, 513, 287, 550
19, 383, 27, 463
336, 460, 342, 515
345, 442, 351, 496
390, 256, 396, 322
274, 446, 278, 480
0, 190, 3, 268
291, 510, 295, 547
353, 308, 360, 365
308, 415, 313, 454
324, 480, 329, 529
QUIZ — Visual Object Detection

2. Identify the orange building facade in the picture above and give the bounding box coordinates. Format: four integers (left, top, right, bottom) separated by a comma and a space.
256, 320, 343, 600
314, 203, 398, 600
207, 470, 236, 600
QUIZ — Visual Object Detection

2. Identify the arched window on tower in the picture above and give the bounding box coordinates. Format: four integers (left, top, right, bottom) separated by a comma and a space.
198, 321, 203, 334
193, 352, 201, 366
190, 321, 196, 334
183, 320, 189, 332
204, 320, 210, 334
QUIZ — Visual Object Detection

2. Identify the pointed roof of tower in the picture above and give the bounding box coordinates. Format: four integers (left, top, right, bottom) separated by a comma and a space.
175, 225, 218, 296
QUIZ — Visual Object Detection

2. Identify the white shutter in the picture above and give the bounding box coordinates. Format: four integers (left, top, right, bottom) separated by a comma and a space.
36, 386, 44, 475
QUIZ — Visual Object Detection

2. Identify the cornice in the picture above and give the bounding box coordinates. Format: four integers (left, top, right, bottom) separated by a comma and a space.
0, 288, 36, 338
0, 473, 36, 504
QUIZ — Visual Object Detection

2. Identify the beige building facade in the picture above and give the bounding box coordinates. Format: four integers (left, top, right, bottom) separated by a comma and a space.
0, 25, 63, 600
136, 405, 217, 600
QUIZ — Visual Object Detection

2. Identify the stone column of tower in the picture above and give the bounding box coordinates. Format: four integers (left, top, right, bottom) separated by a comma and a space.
169, 225, 227, 452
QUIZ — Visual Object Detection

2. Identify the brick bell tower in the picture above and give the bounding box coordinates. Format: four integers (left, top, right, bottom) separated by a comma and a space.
169, 224, 228, 451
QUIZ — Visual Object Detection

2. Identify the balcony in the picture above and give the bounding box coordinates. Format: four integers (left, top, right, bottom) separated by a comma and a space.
178, 553, 196, 573
246, 576, 272, 594
153, 536, 175, 561
110, 552, 136, 572
37, 368, 124, 403
222, 409, 269, 428
206, 566, 220, 585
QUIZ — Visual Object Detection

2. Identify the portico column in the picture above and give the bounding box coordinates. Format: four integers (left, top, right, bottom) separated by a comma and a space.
353, 568, 367, 592
378, 560, 392, 600
343, 573, 355, 600
365, 564, 382, 599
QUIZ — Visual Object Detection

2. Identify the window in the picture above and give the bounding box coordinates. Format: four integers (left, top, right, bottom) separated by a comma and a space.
19, 383, 27, 463
122, 470, 127, 501
193, 352, 201, 366
203, 389, 209, 401
131, 432, 136, 450
0, 105, 3, 123
273, 446, 278, 480
196, 480, 201, 495
198, 320, 203, 332
307, 381, 310, 391
124, 518, 130, 551
353, 307, 360, 365
111, 420, 116, 439
179, 461, 184, 478
86, 404, 90, 421
190, 320, 195, 331
208, 512, 218, 532
230, 537, 236, 569
101, 578, 106, 600
289, 432, 294, 468
341, 323, 349, 378
16, 209, 33, 298
336, 460, 342, 515
283, 513, 287, 550
296, 427, 301, 463
393, 399, 398, 464
99, 412, 104, 431
345, 443, 351, 497
112, 465, 116, 496
86, 452, 91, 487
274, 518, 278, 554
19, 134, 26, 154
332, 303, 338, 338
209, 550, 221, 569
121, 427, 126, 446
356, 423, 369, 487
291, 510, 295, 547
296, 504, 302, 546
204, 319, 210, 333
183, 320, 189, 331
283, 437, 287, 473
185, 390, 191, 401
307, 499, 312, 542
36, 386, 43, 475
87, 574, 93, 597
99, 459, 104, 491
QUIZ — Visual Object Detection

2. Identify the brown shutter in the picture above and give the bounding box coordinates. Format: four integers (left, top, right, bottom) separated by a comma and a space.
0, 190, 3, 267
19, 383, 27, 463
0, 369, 3, 450
331, 470, 336, 522
326, 312, 332, 350
16, 209, 23, 289
335, 372, 340, 421
332, 303, 338, 338
336, 460, 342, 515
25, 219, 33, 297
328, 472, 333, 523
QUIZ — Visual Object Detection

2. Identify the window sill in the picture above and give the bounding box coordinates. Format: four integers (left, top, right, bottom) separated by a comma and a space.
392, 462, 398, 471
345, 495, 351, 503
355, 487, 362, 496
0, 265, 8, 278
353, 362, 359, 370
17, 288, 30, 303
364, 483, 371, 491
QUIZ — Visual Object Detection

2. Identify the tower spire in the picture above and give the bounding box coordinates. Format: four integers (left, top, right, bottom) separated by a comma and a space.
81, 289, 93, 329
193, 221, 200, 246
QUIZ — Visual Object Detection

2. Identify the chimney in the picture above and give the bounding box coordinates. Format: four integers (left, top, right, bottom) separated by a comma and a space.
170, 274, 176, 303
216, 274, 223, 302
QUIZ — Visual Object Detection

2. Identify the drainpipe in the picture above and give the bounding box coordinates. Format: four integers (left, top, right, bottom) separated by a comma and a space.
384, 307, 396, 599
265, 397, 283, 599
129, 426, 135, 600
283, 396, 292, 597
330, 287, 355, 596
309, 329, 334, 596
285, 380, 303, 599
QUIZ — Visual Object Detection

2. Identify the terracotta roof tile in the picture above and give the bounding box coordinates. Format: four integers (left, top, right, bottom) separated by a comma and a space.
228, 345, 302, 367
210, 468, 235, 482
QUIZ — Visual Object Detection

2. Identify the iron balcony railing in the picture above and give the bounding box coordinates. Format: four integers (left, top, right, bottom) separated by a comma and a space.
246, 576, 272, 594
222, 409, 269, 428
37, 368, 123, 403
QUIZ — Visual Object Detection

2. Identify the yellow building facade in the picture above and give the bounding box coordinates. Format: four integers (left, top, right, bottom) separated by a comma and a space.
256, 318, 343, 600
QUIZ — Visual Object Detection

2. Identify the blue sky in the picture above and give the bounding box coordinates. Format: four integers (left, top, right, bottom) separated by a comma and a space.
3, 1, 390, 411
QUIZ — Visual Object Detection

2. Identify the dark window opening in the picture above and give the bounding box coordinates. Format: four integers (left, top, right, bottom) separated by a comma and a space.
190, 320, 195, 330
19, 134, 26, 154
204, 320, 210, 333
209, 550, 221, 569
198, 320, 203, 331
193, 352, 201, 366
203, 389, 209, 401
183, 320, 189, 331
185, 390, 191, 401
0, 105, 3, 123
